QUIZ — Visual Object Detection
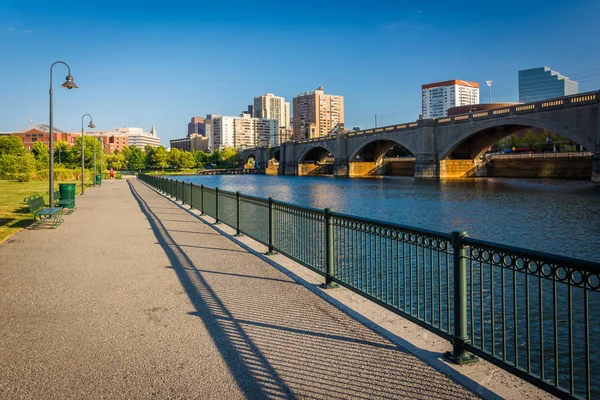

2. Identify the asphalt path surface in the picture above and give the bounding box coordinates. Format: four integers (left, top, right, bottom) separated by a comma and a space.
0, 178, 480, 399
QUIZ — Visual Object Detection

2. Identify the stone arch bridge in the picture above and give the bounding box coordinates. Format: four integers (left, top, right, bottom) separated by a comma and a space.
239, 91, 600, 182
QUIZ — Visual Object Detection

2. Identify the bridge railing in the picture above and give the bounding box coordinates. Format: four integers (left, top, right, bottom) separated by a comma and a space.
240, 90, 600, 152
139, 173, 600, 400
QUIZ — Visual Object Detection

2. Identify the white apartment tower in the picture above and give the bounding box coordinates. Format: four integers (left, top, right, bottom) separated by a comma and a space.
421, 80, 480, 119
253, 93, 290, 130
207, 114, 278, 151
208, 115, 235, 151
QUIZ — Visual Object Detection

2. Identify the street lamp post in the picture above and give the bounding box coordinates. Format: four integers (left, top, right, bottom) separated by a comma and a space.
93, 134, 97, 186
81, 114, 95, 195
49, 61, 78, 206
99, 138, 104, 181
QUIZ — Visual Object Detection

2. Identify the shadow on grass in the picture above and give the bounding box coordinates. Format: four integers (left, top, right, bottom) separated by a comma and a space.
0, 218, 15, 227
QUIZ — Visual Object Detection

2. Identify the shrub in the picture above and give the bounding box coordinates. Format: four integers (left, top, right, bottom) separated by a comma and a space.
0, 153, 36, 180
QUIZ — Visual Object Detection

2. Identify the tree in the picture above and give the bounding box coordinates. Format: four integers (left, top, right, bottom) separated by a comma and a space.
168, 148, 183, 169
179, 151, 196, 169
152, 146, 169, 172
0, 152, 35, 181
31, 141, 49, 167
54, 140, 72, 166
520, 129, 541, 151
219, 147, 239, 167
71, 136, 101, 169
193, 150, 211, 167
145, 145, 157, 168
123, 145, 146, 171
104, 153, 126, 170
0, 135, 25, 156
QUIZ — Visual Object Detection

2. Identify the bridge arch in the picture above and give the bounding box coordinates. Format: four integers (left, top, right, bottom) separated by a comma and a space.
348, 136, 416, 164
438, 116, 595, 160
243, 153, 257, 165
298, 145, 337, 164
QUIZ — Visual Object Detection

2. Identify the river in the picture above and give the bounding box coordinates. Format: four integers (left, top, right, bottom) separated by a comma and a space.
173, 175, 600, 263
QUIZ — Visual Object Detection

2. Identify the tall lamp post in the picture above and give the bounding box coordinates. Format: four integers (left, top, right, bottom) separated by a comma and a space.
93, 133, 105, 186
49, 61, 78, 206
93, 134, 98, 186
81, 114, 95, 194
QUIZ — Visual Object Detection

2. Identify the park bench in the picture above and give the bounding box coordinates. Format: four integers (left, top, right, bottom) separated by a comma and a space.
54, 190, 75, 214
24, 195, 64, 229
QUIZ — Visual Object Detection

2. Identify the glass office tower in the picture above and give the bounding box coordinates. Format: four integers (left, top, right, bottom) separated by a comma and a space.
519, 67, 578, 102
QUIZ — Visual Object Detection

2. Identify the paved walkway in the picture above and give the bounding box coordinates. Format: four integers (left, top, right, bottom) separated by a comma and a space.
0, 178, 481, 399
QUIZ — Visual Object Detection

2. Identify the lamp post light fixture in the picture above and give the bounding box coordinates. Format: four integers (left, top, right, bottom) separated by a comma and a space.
81, 114, 95, 194
49, 61, 77, 206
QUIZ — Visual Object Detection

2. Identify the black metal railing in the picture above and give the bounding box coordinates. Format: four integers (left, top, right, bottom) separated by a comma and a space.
138, 174, 600, 399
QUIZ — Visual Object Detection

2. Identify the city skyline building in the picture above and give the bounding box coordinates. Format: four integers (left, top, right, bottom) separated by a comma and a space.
170, 134, 209, 152
11, 124, 131, 153
518, 67, 579, 102
112, 126, 161, 150
292, 87, 344, 141
187, 117, 206, 137
253, 93, 291, 131
207, 114, 278, 151
421, 80, 480, 119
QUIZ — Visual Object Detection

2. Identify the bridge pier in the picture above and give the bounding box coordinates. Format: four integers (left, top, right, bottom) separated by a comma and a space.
593, 154, 600, 183
283, 161, 297, 175
332, 159, 348, 177
414, 154, 440, 178
266, 159, 279, 175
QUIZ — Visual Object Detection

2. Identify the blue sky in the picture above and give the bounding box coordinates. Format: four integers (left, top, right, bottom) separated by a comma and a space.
1, 0, 599, 146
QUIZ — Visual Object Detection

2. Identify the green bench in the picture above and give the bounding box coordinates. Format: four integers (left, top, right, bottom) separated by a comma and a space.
24, 195, 64, 229
54, 190, 75, 214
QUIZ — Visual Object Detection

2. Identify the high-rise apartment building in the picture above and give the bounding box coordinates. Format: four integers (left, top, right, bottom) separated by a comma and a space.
421, 80, 479, 119
292, 87, 344, 141
207, 114, 278, 151
187, 117, 206, 137
518, 67, 579, 103
253, 93, 290, 131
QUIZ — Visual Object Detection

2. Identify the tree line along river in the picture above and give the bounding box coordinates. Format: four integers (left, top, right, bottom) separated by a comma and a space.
173, 174, 600, 263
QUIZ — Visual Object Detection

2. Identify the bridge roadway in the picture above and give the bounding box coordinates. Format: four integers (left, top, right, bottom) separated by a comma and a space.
0, 179, 552, 399
240, 91, 600, 181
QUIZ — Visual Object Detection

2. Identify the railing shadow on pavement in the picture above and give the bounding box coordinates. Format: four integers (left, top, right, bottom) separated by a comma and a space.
128, 180, 497, 400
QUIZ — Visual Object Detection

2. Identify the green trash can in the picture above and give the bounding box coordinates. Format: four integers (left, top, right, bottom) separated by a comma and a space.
58, 183, 76, 209
95, 174, 102, 186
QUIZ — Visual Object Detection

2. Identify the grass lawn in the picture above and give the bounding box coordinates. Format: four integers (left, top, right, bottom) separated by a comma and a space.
0, 180, 85, 243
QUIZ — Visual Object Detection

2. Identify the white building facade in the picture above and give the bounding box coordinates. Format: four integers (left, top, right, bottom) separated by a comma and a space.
253, 93, 290, 133
207, 114, 278, 151
421, 80, 480, 119
112, 126, 161, 149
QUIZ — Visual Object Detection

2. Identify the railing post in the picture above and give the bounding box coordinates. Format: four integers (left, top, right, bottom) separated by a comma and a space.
321, 208, 339, 289
265, 197, 277, 255
444, 231, 478, 365
214, 187, 220, 224
235, 191, 242, 237
189, 182, 194, 209
200, 184, 204, 215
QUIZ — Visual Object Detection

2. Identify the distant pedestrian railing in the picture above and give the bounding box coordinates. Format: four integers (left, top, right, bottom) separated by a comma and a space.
139, 174, 600, 400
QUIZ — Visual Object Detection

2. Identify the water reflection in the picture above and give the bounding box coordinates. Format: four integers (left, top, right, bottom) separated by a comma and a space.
175, 175, 600, 262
